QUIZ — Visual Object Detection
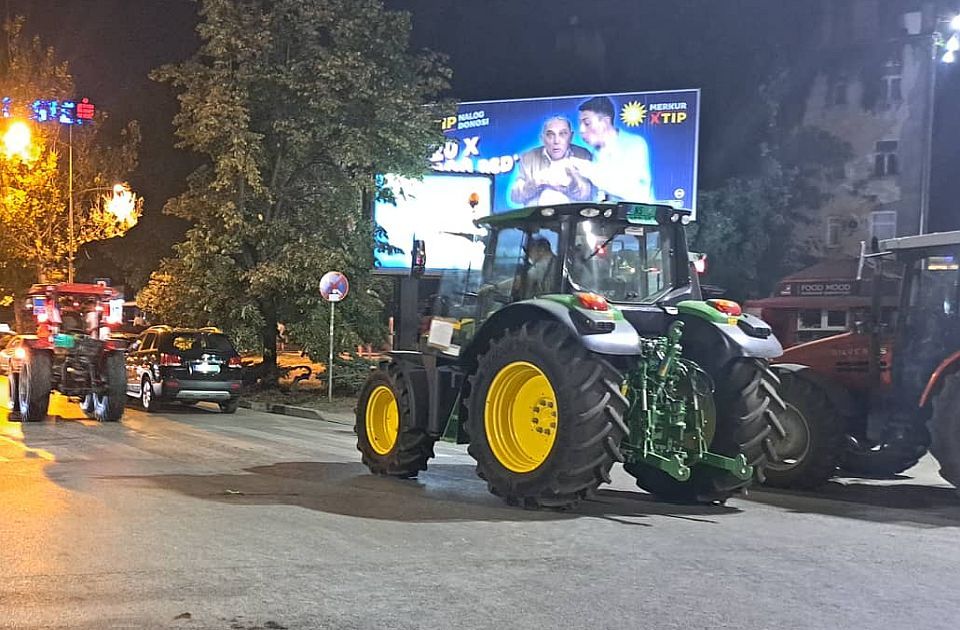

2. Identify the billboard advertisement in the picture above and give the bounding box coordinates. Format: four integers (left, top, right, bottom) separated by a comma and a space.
373, 172, 493, 275
431, 89, 700, 217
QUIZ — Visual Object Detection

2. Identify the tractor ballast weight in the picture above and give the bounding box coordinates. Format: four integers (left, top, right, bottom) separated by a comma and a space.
357, 202, 784, 508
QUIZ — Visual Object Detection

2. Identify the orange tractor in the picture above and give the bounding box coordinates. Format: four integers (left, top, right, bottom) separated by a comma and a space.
765, 231, 960, 493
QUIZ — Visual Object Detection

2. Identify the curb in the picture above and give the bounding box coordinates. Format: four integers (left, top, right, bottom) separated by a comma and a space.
238, 400, 354, 426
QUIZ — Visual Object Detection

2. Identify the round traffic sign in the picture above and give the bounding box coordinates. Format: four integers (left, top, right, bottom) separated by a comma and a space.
320, 271, 349, 302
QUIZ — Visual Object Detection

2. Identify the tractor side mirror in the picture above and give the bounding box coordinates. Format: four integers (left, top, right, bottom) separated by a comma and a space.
411, 239, 426, 279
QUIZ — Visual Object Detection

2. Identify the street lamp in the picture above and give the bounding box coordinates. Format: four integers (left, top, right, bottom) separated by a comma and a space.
919, 14, 960, 235
2, 120, 32, 160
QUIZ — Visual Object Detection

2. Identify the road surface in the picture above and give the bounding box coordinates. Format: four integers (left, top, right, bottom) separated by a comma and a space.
1, 380, 958, 629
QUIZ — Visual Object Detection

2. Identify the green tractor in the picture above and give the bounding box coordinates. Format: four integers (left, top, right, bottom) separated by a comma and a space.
357, 202, 785, 508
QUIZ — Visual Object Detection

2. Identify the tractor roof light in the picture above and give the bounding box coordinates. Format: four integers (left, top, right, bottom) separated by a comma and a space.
707, 298, 742, 317
575, 292, 609, 311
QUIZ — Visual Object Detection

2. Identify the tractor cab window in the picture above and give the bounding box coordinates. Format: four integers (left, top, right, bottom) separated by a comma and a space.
478, 226, 560, 302
567, 220, 672, 303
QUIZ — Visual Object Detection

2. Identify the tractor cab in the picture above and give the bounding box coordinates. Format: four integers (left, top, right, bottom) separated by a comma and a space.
426, 202, 702, 355
22, 283, 122, 344
871, 231, 960, 407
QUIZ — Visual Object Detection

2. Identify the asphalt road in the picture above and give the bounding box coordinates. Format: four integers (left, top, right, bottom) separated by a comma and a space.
1, 381, 958, 630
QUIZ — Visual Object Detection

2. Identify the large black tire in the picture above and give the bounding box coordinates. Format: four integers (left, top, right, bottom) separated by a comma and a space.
17, 351, 51, 423
356, 364, 436, 478
626, 359, 784, 503
840, 441, 924, 477
465, 322, 628, 509
219, 398, 240, 414
94, 353, 126, 422
140, 376, 160, 413
7, 372, 20, 419
761, 371, 844, 489
930, 372, 960, 494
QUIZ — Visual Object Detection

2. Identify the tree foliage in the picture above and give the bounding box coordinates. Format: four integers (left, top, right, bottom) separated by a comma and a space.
690, 126, 852, 301
0, 17, 142, 302
141, 0, 450, 383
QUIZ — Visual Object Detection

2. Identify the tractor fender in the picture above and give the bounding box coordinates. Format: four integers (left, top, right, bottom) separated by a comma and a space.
463, 299, 642, 364
676, 313, 783, 378
919, 350, 960, 408
770, 363, 861, 419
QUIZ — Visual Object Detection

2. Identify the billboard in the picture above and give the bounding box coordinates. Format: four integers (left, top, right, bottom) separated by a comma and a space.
431, 89, 700, 217
373, 172, 493, 275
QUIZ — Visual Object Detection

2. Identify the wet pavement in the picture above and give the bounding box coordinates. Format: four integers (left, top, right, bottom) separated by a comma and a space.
1, 378, 958, 629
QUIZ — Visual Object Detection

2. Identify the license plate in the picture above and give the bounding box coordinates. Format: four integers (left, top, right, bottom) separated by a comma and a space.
191, 362, 220, 375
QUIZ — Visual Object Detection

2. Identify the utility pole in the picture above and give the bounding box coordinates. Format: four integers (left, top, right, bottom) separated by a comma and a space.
68, 124, 74, 282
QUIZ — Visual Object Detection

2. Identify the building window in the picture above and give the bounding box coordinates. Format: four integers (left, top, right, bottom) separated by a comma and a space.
829, 76, 848, 106
826, 216, 842, 248
870, 210, 897, 241
880, 68, 902, 106
874, 140, 899, 177
797, 309, 849, 343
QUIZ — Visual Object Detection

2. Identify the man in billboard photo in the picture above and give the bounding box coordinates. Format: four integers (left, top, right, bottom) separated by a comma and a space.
510, 115, 594, 207
571, 96, 654, 203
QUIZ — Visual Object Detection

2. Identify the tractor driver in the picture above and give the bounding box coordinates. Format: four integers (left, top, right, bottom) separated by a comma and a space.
522, 236, 557, 297
478, 235, 557, 302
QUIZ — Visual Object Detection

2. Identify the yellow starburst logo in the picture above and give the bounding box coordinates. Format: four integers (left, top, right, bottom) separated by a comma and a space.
620, 101, 646, 127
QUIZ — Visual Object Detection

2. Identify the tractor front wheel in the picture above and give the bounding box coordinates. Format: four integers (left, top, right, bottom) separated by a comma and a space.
465, 322, 628, 509
930, 372, 960, 494
356, 364, 436, 478
93, 353, 126, 422
627, 359, 784, 503
17, 351, 51, 423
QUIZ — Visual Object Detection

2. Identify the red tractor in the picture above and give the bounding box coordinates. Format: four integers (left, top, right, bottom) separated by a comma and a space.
7, 283, 127, 423
765, 231, 960, 493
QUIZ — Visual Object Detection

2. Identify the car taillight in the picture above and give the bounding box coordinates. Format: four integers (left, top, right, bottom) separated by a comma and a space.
160, 353, 182, 367
228, 356, 242, 368
707, 299, 742, 317
575, 292, 609, 311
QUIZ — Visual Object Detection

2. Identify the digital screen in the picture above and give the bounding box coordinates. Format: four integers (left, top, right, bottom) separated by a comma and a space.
431, 89, 700, 218
373, 173, 493, 275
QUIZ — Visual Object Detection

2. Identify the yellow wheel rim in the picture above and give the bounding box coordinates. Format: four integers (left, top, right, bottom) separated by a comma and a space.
365, 385, 399, 455
484, 361, 559, 473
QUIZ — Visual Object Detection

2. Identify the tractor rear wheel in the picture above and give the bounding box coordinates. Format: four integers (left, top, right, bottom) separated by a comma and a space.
93, 353, 126, 422
761, 371, 844, 489
626, 359, 783, 503
930, 372, 960, 494
356, 364, 436, 478
465, 322, 628, 509
17, 351, 51, 423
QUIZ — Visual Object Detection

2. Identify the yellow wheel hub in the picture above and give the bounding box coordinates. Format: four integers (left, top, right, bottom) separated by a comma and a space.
484, 361, 559, 473
365, 385, 399, 455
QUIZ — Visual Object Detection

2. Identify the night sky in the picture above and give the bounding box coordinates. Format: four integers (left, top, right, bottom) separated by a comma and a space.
5, 0, 960, 272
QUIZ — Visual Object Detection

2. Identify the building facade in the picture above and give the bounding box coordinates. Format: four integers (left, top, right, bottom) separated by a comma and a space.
799, 1, 947, 258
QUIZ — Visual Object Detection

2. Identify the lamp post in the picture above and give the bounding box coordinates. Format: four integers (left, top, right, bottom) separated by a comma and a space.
920, 14, 960, 235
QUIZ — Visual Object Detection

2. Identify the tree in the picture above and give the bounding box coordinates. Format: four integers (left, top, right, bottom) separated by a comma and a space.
0, 17, 142, 310
143, 0, 450, 384
690, 127, 852, 301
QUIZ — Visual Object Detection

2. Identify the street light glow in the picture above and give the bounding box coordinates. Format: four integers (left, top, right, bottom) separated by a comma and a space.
951, 14, 960, 31
103, 182, 139, 227
948, 34, 960, 52
944, 50, 957, 64
2, 120, 32, 160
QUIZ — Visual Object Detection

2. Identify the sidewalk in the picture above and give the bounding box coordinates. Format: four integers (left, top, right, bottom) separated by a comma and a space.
238, 398, 354, 426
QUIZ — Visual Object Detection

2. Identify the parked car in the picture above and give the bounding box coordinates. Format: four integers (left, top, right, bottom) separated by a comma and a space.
0, 334, 31, 376
126, 326, 243, 413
